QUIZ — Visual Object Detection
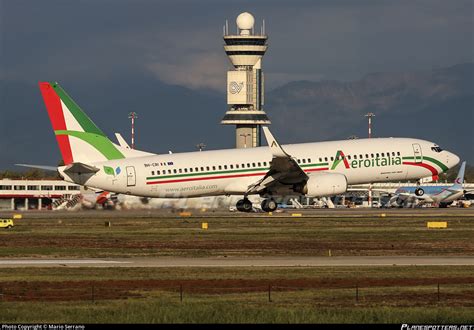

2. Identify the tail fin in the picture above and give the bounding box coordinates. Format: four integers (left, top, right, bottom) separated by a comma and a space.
452, 161, 466, 188
39, 82, 152, 164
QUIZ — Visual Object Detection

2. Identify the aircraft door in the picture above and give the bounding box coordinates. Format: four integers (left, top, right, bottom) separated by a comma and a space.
126, 166, 136, 187
412, 143, 423, 163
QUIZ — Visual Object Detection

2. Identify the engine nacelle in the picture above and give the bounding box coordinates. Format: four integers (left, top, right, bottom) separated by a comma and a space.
299, 172, 347, 197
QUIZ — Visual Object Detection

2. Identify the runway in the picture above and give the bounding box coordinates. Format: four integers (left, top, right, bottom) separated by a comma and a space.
1, 256, 473, 268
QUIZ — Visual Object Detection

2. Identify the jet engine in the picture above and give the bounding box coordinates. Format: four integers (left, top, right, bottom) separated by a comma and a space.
297, 172, 347, 197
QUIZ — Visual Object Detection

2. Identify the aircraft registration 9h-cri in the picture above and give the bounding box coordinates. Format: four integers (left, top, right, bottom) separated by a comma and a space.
22, 82, 460, 212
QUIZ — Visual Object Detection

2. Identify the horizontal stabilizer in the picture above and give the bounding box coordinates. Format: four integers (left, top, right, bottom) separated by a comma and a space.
63, 162, 99, 175
15, 164, 57, 171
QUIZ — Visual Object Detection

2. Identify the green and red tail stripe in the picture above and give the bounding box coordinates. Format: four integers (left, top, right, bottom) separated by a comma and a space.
39, 82, 125, 165
39, 82, 74, 164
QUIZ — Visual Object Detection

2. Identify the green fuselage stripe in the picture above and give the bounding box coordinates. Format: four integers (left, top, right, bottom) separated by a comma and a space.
146, 162, 329, 180
402, 156, 448, 172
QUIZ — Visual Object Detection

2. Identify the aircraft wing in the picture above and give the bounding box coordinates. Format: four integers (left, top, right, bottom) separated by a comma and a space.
15, 164, 58, 171
246, 127, 308, 194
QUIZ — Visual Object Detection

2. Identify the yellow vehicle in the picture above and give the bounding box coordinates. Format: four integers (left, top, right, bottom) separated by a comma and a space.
0, 219, 14, 229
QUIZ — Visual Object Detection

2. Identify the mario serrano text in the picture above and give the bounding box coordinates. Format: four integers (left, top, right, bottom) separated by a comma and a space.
1, 325, 85, 330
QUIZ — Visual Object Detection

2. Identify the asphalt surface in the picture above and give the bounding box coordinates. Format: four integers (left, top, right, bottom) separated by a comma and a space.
1, 207, 473, 219
1, 256, 473, 268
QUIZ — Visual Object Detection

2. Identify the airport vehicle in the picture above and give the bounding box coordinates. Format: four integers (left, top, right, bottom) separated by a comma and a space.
389, 161, 470, 208
27, 82, 460, 212
0, 219, 14, 229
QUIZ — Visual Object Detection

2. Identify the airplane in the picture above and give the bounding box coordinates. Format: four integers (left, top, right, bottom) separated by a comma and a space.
389, 161, 469, 208
29, 82, 460, 212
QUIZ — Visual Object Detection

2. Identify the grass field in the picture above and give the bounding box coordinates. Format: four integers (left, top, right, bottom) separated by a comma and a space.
0, 211, 473, 323
0, 266, 473, 323
0, 212, 473, 258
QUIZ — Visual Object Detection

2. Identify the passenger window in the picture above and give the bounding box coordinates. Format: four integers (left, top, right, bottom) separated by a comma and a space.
206, 166, 210, 171
212, 166, 216, 170
179, 169, 182, 173
330, 157, 334, 161
354, 155, 357, 160
184, 168, 188, 173
218, 166, 222, 170
252, 163, 256, 167
236, 164, 239, 169
319, 158, 322, 162
230, 165, 234, 169
308, 158, 311, 163
365, 154, 369, 158
302, 159, 306, 164
347, 155, 351, 160
257, 162, 261, 167
224, 165, 227, 170
247, 163, 250, 167
397, 152, 400, 156
263, 162, 267, 166
173, 169, 177, 174
381, 153, 385, 157
201, 167, 204, 171
324, 157, 328, 162
376, 153, 379, 157
157, 170, 161, 175
151, 171, 155, 175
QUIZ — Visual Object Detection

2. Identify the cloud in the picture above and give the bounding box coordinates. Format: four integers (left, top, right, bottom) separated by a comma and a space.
146, 51, 228, 91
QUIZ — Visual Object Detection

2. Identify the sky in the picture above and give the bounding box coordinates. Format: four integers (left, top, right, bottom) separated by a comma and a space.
0, 0, 473, 168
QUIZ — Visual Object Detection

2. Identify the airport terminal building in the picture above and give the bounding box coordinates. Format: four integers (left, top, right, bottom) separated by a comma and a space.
0, 179, 82, 210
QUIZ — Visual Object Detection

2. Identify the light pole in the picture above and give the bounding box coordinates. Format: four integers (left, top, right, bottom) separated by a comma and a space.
240, 133, 251, 148
365, 112, 375, 139
196, 143, 206, 152
128, 112, 138, 149
365, 112, 375, 207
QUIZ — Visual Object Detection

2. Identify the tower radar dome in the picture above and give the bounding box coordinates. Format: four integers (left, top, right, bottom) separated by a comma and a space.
236, 12, 255, 30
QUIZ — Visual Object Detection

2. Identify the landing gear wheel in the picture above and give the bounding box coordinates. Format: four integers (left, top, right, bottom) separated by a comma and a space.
261, 199, 278, 212
415, 188, 424, 196
236, 198, 253, 212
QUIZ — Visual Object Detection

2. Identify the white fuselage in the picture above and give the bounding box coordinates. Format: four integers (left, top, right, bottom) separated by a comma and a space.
59, 137, 459, 199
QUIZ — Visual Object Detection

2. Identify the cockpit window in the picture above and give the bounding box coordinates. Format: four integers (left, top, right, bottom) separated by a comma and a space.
431, 146, 443, 153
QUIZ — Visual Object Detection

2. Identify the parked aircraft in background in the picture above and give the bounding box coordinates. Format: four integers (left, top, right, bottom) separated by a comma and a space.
389, 161, 469, 208
28, 82, 460, 212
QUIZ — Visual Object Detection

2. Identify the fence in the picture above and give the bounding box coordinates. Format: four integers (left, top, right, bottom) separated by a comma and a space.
0, 282, 471, 305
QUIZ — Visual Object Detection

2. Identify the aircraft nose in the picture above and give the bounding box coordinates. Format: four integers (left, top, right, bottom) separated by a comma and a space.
449, 152, 460, 168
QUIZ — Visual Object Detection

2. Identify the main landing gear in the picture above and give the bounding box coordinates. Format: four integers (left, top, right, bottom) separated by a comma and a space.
236, 197, 278, 213
261, 198, 278, 212
236, 198, 253, 212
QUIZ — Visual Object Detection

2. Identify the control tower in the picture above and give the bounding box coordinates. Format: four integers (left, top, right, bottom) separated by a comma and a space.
221, 12, 271, 148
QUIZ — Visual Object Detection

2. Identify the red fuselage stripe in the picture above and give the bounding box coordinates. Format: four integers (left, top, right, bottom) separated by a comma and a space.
146, 167, 329, 185
403, 162, 438, 176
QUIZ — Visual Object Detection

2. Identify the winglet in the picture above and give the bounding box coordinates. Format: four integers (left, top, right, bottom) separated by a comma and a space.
262, 126, 288, 158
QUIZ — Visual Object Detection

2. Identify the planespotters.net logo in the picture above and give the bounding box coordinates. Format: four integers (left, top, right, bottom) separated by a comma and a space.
401, 325, 474, 330
331, 150, 402, 170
